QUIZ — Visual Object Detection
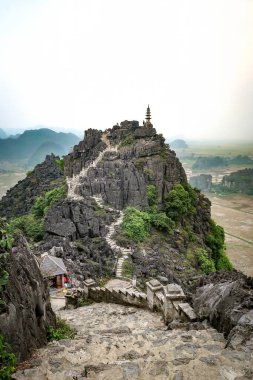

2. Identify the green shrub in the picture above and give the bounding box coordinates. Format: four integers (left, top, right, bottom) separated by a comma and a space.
195, 248, 216, 274
0, 335, 16, 380
149, 208, 175, 231
120, 134, 135, 147
206, 219, 225, 267
32, 185, 66, 218
165, 184, 192, 221
56, 158, 64, 171
8, 214, 44, 242
216, 252, 233, 271
122, 207, 151, 243
184, 225, 197, 242
146, 185, 158, 206
47, 317, 76, 341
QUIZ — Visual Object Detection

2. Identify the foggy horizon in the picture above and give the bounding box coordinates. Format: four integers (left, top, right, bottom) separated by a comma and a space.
1, 0, 253, 141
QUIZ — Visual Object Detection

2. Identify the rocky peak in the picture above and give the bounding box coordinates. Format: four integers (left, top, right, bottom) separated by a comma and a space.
64, 122, 186, 210
0, 154, 64, 219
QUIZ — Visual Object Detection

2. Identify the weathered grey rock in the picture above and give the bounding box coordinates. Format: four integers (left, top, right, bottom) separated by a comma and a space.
189, 174, 212, 192
193, 272, 253, 348
222, 168, 253, 194
0, 154, 64, 218
0, 234, 55, 361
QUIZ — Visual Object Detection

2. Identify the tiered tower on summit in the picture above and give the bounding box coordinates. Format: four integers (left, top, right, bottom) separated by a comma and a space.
144, 105, 152, 127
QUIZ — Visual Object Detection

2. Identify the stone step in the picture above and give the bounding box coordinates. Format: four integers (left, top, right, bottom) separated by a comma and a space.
178, 303, 197, 321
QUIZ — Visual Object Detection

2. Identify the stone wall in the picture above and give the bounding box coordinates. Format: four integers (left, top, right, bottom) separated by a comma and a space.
66, 279, 197, 325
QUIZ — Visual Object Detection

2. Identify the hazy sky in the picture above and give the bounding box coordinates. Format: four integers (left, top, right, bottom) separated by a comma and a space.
0, 0, 253, 141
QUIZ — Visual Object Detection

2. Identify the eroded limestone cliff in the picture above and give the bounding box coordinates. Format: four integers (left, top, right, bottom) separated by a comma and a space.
0, 234, 55, 361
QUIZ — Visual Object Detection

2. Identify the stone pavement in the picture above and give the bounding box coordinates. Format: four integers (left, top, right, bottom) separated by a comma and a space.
14, 303, 253, 380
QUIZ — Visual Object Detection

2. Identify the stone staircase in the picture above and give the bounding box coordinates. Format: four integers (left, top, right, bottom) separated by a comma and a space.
66, 280, 147, 309
66, 134, 118, 200
66, 133, 131, 280
92, 195, 132, 279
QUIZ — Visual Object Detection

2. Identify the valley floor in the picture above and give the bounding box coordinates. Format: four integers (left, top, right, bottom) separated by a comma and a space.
14, 303, 253, 380
209, 194, 253, 277
0, 172, 26, 199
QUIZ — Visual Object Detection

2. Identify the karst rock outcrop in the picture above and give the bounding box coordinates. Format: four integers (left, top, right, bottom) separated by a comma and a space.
0, 234, 55, 361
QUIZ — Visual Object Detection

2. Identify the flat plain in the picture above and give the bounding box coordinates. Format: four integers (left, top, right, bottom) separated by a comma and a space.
0, 172, 26, 199
208, 193, 253, 277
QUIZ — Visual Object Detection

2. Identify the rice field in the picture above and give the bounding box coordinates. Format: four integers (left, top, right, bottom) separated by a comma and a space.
208, 194, 253, 277
0, 172, 26, 199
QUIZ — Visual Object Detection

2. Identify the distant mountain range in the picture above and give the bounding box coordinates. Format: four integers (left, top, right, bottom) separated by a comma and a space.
0, 128, 7, 139
0, 128, 79, 168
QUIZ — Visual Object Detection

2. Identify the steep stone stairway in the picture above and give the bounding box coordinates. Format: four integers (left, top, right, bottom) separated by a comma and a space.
66, 133, 131, 280
14, 303, 253, 380
66, 133, 117, 200
92, 195, 132, 279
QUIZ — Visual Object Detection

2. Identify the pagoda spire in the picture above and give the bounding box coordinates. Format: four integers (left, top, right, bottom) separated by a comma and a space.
145, 104, 151, 123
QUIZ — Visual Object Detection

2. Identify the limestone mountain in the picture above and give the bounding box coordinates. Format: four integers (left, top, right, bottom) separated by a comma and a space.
222, 168, 253, 195
0, 128, 7, 139
0, 154, 64, 218
32, 121, 215, 286
0, 115, 253, 371
0, 128, 79, 163
27, 141, 66, 168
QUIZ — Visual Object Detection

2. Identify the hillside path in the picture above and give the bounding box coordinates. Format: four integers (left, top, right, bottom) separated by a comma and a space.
14, 303, 253, 379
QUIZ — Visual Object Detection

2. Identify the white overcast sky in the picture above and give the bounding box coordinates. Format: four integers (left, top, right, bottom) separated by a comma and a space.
0, 0, 253, 141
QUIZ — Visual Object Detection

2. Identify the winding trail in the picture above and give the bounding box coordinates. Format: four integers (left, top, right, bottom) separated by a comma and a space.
92, 195, 132, 279
66, 133, 132, 280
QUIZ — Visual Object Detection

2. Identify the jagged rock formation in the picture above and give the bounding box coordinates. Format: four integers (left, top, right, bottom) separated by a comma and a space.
0, 234, 55, 361
222, 168, 253, 195
0, 154, 64, 218
65, 121, 186, 209
41, 121, 212, 285
193, 271, 253, 349
189, 174, 212, 192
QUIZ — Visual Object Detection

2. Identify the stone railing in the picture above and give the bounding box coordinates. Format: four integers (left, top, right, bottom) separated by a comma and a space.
65, 278, 197, 324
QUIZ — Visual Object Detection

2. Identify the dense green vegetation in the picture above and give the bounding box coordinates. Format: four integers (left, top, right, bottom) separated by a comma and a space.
47, 317, 76, 341
165, 184, 192, 220
121, 183, 232, 274
8, 185, 66, 242
193, 156, 228, 170
165, 184, 197, 222
195, 248, 216, 274
122, 207, 151, 243
206, 219, 232, 271
32, 185, 66, 218
146, 185, 158, 206
56, 158, 65, 171
0, 335, 16, 380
